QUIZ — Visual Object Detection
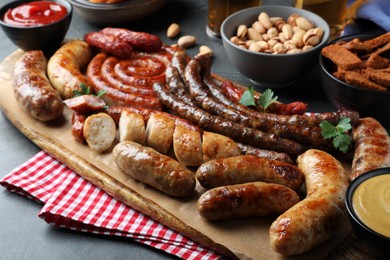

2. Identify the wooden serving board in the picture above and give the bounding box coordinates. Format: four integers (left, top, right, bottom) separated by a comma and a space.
0, 50, 352, 260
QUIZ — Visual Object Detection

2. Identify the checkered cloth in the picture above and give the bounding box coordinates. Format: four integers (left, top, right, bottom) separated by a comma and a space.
0, 151, 222, 260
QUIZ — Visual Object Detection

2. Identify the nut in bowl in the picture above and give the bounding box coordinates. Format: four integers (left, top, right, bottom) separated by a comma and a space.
320, 33, 390, 128
0, 0, 72, 53
221, 5, 330, 88
346, 167, 390, 253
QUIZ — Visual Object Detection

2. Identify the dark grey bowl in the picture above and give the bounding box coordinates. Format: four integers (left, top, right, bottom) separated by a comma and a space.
67, 0, 166, 26
221, 6, 330, 88
320, 34, 390, 128
0, 0, 72, 53
346, 167, 390, 253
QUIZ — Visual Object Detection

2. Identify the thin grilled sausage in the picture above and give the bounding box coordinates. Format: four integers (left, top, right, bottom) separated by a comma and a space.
13, 50, 63, 121
196, 155, 304, 190
350, 117, 390, 181
197, 182, 300, 221
153, 82, 303, 155
113, 141, 196, 197
269, 149, 349, 255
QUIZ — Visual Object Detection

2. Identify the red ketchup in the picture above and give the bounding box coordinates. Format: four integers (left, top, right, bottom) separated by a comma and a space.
2, 1, 67, 27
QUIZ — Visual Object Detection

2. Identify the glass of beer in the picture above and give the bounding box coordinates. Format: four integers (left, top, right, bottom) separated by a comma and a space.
207, 0, 262, 39
294, 0, 348, 39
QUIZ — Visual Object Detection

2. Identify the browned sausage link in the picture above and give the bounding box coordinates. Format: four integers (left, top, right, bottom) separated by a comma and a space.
86, 53, 163, 110
71, 111, 87, 144
237, 143, 292, 164
84, 32, 133, 59
197, 182, 300, 221
101, 27, 163, 52
153, 82, 303, 155
185, 54, 258, 127
196, 155, 304, 190
106, 106, 201, 132
350, 117, 390, 181
113, 141, 195, 197
13, 50, 64, 122
193, 54, 332, 147
100, 56, 157, 97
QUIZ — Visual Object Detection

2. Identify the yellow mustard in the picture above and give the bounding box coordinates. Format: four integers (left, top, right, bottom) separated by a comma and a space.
352, 174, 390, 238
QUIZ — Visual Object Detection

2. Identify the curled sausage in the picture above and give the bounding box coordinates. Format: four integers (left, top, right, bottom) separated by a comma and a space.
196, 155, 304, 190
86, 53, 163, 110
350, 117, 390, 181
13, 50, 63, 121
47, 40, 92, 99
269, 149, 349, 255
197, 182, 300, 221
113, 141, 196, 197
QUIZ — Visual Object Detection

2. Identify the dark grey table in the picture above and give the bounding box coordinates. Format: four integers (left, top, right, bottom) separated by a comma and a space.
0, 0, 340, 259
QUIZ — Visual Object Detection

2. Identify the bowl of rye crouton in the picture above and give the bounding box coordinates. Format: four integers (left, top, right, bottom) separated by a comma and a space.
320, 32, 390, 128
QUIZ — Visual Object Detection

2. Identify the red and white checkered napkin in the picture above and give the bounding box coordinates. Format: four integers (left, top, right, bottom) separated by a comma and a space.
0, 151, 221, 260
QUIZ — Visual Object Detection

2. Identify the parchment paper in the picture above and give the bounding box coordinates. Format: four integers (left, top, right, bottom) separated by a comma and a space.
0, 50, 352, 260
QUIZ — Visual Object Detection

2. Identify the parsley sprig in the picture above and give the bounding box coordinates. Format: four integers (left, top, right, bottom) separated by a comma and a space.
320, 117, 352, 153
239, 87, 278, 113
73, 83, 106, 98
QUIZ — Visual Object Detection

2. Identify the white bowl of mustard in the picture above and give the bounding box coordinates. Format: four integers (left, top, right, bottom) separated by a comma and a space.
346, 167, 390, 253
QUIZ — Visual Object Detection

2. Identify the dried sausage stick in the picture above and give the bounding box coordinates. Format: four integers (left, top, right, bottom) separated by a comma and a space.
184, 54, 330, 147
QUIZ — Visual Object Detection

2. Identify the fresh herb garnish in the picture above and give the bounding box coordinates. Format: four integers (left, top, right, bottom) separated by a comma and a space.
320, 117, 352, 153
258, 89, 278, 113
73, 83, 106, 98
239, 86, 256, 107
239, 87, 278, 113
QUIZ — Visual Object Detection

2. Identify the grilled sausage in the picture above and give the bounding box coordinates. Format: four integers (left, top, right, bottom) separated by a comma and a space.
71, 112, 87, 144
197, 182, 300, 221
13, 50, 63, 121
47, 40, 92, 99
86, 53, 163, 110
84, 31, 134, 59
350, 117, 390, 181
236, 143, 292, 164
196, 155, 304, 190
63, 95, 106, 114
184, 54, 331, 147
153, 82, 303, 155
269, 149, 349, 255
113, 141, 196, 197
101, 27, 163, 52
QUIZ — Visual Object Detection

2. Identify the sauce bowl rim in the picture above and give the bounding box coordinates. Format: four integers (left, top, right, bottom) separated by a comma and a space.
346, 167, 390, 241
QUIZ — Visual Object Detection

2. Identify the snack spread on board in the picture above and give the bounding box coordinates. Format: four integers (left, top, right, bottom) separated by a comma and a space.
3, 8, 390, 258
